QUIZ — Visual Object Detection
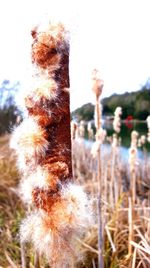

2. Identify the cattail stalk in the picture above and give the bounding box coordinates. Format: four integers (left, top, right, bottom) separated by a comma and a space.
96, 95, 104, 268
111, 107, 122, 204
34, 251, 40, 268
92, 69, 104, 268
79, 120, 85, 138
128, 197, 133, 256
20, 241, 27, 268
129, 131, 138, 204
11, 21, 91, 267
128, 131, 138, 256
87, 121, 94, 140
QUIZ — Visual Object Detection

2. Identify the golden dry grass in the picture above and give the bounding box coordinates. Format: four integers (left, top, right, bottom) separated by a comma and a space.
72, 139, 150, 268
0, 135, 150, 267
0, 135, 24, 267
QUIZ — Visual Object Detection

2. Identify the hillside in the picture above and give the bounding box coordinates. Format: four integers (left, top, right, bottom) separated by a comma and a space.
72, 86, 150, 121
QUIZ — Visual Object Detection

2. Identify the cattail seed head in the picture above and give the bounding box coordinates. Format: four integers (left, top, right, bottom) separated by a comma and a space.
87, 122, 94, 140
24, 78, 58, 109
20, 183, 92, 265
78, 120, 85, 138
11, 20, 92, 267
131, 130, 138, 147
141, 135, 146, 145
91, 69, 104, 98
146, 115, 150, 142
71, 121, 77, 140
129, 130, 138, 172
10, 117, 49, 172
113, 106, 122, 133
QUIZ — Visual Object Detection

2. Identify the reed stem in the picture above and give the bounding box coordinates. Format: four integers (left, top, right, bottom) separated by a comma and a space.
20, 241, 27, 268
128, 197, 133, 256
96, 96, 104, 268
34, 251, 40, 268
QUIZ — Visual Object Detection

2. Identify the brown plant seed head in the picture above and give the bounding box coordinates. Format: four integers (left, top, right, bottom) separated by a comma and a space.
91, 69, 104, 98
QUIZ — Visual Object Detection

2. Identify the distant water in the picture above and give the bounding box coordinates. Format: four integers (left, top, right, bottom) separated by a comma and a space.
104, 120, 149, 148
84, 120, 150, 153
83, 139, 148, 162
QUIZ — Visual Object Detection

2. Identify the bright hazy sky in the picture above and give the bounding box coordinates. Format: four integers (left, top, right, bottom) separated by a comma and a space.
0, 0, 150, 110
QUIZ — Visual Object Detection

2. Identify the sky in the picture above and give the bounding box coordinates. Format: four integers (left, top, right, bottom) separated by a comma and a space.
0, 0, 150, 110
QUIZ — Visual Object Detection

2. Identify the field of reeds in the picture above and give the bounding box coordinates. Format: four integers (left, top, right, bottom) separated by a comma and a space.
0, 121, 150, 267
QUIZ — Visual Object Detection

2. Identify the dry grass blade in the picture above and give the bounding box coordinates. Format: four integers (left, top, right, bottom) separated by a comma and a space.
134, 226, 150, 249
138, 249, 150, 265
5, 251, 18, 268
76, 238, 98, 255
132, 248, 137, 268
137, 251, 148, 268
20, 241, 27, 268
92, 259, 96, 268
34, 251, 40, 268
130, 241, 150, 255
105, 225, 116, 253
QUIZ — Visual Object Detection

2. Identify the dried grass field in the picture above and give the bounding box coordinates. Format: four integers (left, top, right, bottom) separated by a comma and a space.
0, 131, 150, 267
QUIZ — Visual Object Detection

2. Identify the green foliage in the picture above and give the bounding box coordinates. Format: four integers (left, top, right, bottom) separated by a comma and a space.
72, 82, 150, 121
0, 80, 20, 135
72, 103, 94, 122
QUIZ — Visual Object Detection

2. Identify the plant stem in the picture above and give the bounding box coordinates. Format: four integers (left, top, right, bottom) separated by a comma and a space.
34, 251, 40, 268
20, 241, 27, 268
96, 96, 104, 268
128, 197, 133, 256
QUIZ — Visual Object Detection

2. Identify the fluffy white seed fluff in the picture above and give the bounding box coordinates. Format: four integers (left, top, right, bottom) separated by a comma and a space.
59, 183, 92, 229
10, 117, 49, 171
19, 166, 50, 204
37, 20, 69, 46
20, 183, 92, 266
16, 77, 58, 111
20, 212, 76, 267
25, 78, 58, 107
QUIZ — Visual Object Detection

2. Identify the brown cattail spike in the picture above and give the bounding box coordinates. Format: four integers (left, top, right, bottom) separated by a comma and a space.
11, 21, 91, 267
30, 22, 72, 181
92, 69, 104, 98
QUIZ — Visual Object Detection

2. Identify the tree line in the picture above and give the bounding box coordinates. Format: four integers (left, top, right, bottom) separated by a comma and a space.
0, 79, 150, 135
72, 82, 150, 121
0, 80, 20, 135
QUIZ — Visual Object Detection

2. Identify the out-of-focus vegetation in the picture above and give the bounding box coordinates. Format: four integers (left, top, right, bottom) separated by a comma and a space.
72, 136, 150, 268
0, 135, 24, 267
72, 81, 150, 121
0, 80, 20, 135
